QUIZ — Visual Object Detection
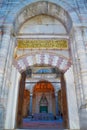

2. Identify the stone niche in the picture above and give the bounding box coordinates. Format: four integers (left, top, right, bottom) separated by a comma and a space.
32, 81, 55, 114
19, 14, 66, 34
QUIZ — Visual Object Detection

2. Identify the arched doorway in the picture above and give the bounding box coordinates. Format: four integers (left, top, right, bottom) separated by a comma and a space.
33, 80, 55, 115
16, 72, 68, 129
8, 62, 79, 129
4, 1, 80, 130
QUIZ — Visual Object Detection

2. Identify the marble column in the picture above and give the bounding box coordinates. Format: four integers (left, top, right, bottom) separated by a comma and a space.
5, 66, 21, 129
29, 92, 33, 115
82, 28, 87, 51
64, 66, 80, 129
0, 27, 2, 45
0, 25, 12, 98
55, 92, 59, 116
2, 36, 15, 101
49, 93, 52, 113
70, 33, 83, 108
74, 27, 87, 101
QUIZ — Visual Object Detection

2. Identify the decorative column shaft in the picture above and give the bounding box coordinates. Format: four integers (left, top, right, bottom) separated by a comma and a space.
0, 27, 2, 45
82, 27, 87, 99
70, 34, 83, 108
2, 37, 14, 99
82, 28, 87, 51
5, 66, 21, 129
64, 66, 80, 129
0, 26, 12, 97
55, 92, 59, 116
29, 93, 33, 115
74, 27, 87, 101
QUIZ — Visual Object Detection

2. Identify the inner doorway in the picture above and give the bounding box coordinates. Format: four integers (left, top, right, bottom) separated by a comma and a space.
40, 106, 48, 113
33, 80, 55, 115
16, 68, 68, 129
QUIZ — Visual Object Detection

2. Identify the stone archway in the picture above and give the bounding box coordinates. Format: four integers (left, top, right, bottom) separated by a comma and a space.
5, 64, 80, 129
5, 52, 79, 129
33, 80, 55, 115
14, 52, 71, 73
4, 1, 80, 33
0, 1, 82, 130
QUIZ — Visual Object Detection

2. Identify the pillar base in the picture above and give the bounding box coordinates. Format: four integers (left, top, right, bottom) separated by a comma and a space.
0, 104, 4, 129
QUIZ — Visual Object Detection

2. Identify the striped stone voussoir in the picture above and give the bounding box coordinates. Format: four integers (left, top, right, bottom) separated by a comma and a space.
13, 53, 72, 73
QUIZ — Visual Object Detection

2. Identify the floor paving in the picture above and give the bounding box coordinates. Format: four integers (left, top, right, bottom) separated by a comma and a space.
16, 129, 68, 130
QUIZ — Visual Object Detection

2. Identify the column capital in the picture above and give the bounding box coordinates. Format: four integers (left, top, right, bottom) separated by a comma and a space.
2, 25, 13, 35
30, 92, 33, 96
55, 92, 58, 96
73, 26, 82, 31
55, 87, 61, 94
73, 27, 83, 37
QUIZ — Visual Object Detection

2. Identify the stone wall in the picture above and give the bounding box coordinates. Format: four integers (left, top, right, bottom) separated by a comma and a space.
16, 72, 26, 128
61, 73, 68, 128
22, 90, 30, 117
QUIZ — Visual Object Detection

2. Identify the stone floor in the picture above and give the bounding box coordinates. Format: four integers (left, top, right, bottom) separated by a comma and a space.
15, 110, 87, 130
21, 115, 64, 129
